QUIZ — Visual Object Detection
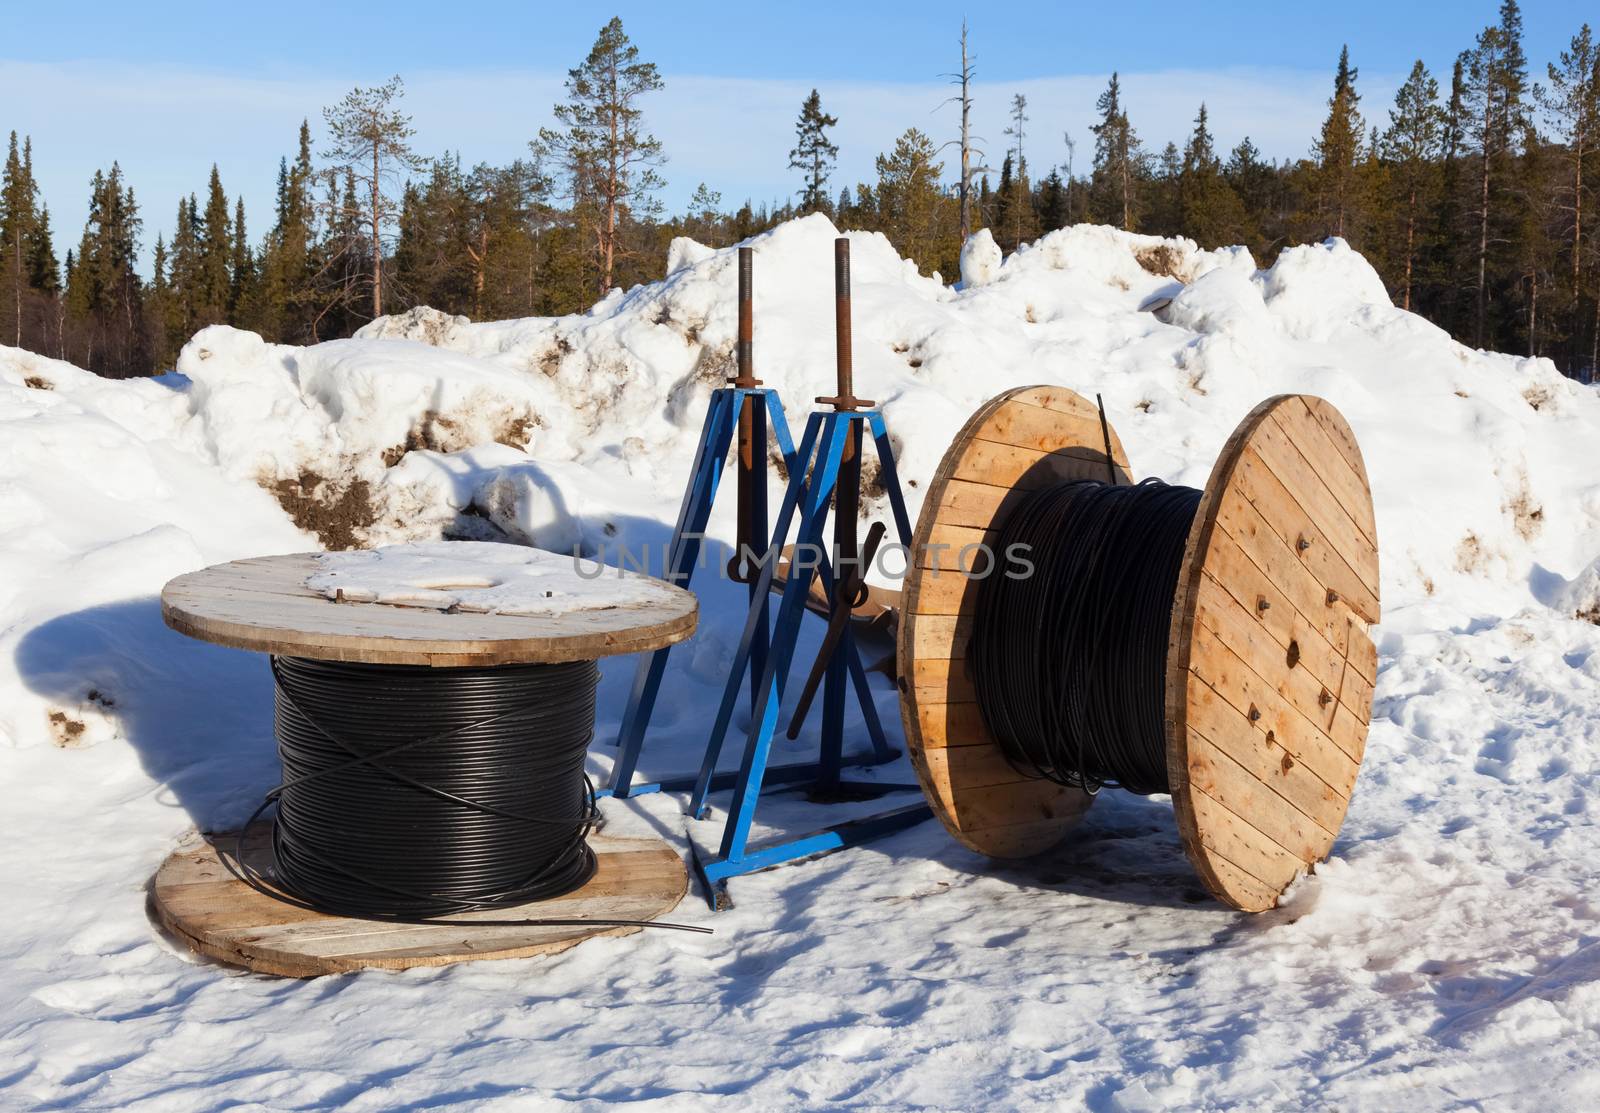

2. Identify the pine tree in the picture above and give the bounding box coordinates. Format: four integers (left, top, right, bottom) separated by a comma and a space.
540, 18, 665, 297
1090, 73, 1142, 229
1002, 94, 1035, 247
687, 182, 722, 244
1535, 23, 1599, 368
1461, 0, 1531, 344
1382, 61, 1446, 309
789, 89, 839, 214
322, 76, 427, 319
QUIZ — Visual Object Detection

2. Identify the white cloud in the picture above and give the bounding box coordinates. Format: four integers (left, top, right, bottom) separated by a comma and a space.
2, 59, 1401, 272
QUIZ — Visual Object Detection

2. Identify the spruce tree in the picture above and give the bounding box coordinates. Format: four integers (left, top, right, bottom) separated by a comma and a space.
789, 89, 839, 214
1179, 104, 1248, 247
874, 128, 950, 274
196, 165, 233, 326
230, 196, 255, 323
1038, 169, 1068, 232
1313, 46, 1366, 237
1382, 61, 1445, 309
259, 121, 318, 343
65, 164, 147, 376
993, 153, 1014, 248
540, 18, 665, 297
1, 131, 41, 346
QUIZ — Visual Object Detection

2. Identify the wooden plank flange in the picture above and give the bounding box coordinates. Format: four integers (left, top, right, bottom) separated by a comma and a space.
150, 824, 691, 977
1166, 394, 1379, 912
161, 553, 698, 666
898, 386, 1124, 858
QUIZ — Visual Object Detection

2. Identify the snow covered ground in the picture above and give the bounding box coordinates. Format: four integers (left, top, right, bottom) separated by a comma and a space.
4, 214, 1600, 1109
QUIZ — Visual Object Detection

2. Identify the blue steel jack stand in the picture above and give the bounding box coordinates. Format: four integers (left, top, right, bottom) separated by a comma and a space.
684, 237, 932, 908
605, 246, 900, 807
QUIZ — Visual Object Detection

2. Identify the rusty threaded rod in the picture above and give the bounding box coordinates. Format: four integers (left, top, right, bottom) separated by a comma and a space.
833, 237, 853, 408
734, 247, 755, 387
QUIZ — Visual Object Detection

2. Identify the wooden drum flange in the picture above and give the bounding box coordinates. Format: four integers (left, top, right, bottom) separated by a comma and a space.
1165, 394, 1379, 911
898, 386, 1130, 858
899, 389, 1380, 912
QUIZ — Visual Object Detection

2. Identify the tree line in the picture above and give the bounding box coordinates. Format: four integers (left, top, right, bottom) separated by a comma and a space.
1, 4, 1596, 380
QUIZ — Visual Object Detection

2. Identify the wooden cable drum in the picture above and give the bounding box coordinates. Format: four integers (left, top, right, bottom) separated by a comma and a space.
898, 388, 1380, 911
152, 549, 701, 975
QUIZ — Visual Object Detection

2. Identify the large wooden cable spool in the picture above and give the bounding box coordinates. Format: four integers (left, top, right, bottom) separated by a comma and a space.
153, 551, 699, 975
899, 389, 1380, 911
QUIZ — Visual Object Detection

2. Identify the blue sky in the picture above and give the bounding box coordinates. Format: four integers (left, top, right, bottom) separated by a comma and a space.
4, 1, 1594, 271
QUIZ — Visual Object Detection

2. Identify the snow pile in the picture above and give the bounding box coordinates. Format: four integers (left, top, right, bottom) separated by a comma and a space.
5, 213, 1600, 1107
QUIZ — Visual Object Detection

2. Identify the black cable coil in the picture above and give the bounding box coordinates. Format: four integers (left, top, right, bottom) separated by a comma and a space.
242, 656, 602, 919
970, 478, 1202, 796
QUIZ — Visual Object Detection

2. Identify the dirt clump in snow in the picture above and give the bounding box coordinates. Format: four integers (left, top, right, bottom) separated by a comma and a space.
46, 710, 86, 748
268, 470, 378, 550
1135, 244, 1188, 280
1505, 477, 1544, 542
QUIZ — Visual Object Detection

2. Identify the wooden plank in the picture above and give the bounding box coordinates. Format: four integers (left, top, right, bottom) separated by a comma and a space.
1184, 728, 1332, 864
910, 656, 976, 705
1199, 847, 1284, 912
1296, 396, 1372, 506
151, 826, 690, 977
944, 778, 1089, 834
953, 438, 1118, 491
1273, 401, 1377, 548
1184, 789, 1305, 892
915, 523, 996, 572
1215, 463, 1382, 645
915, 700, 992, 748
907, 612, 973, 661
1244, 424, 1379, 607
1191, 576, 1371, 756
1186, 677, 1352, 835
917, 743, 1032, 791
912, 565, 986, 616
1194, 530, 1377, 693
1187, 625, 1361, 799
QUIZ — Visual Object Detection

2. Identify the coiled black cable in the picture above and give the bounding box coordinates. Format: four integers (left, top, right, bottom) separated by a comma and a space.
970, 478, 1202, 796
232, 656, 710, 934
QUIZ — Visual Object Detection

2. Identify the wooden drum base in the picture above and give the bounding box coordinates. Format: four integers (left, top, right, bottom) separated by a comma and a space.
151, 824, 690, 977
